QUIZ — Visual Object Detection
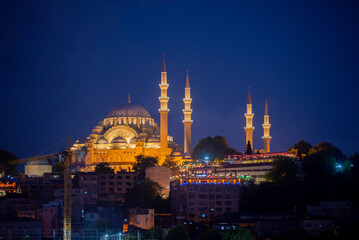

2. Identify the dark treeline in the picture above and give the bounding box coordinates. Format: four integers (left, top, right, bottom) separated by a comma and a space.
242, 141, 359, 214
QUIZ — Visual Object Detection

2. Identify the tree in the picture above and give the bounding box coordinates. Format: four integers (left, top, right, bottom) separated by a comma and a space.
199, 228, 221, 240
94, 162, 114, 174
133, 155, 158, 173
308, 142, 345, 162
89, 218, 114, 236
166, 225, 189, 240
143, 226, 165, 240
0, 149, 19, 176
191, 136, 237, 160
265, 156, 300, 188
245, 141, 252, 155
162, 155, 178, 169
124, 178, 163, 207
223, 228, 251, 240
288, 140, 312, 160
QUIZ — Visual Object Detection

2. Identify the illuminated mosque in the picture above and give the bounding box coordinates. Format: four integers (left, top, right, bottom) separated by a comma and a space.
70, 56, 193, 172
68, 56, 272, 173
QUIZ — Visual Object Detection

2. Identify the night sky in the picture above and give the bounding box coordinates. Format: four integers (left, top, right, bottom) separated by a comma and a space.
1, 1, 359, 162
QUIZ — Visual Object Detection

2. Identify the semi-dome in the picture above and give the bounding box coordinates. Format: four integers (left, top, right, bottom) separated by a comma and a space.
111, 137, 127, 144
130, 137, 138, 143
107, 102, 151, 118
97, 138, 108, 144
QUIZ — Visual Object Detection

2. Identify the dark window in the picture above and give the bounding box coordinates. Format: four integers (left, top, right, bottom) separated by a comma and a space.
109, 176, 114, 179
125, 182, 132, 186
117, 176, 122, 179
125, 176, 131, 179
109, 182, 114, 185
117, 188, 122, 191
216, 201, 222, 205
198, 194, 207, 199
225, 201, 231, 205
101, 176, 106, 179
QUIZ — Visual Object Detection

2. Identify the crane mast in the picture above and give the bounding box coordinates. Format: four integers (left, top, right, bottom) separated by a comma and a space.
64, 137, 72, 240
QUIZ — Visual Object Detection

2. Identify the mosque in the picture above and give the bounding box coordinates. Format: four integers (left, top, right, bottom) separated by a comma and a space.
67, 56, 271, 173
70, 56, 193, 172
23, 55, 273, 176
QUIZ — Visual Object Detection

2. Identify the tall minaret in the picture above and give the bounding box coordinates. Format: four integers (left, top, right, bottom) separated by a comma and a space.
262, 99, 271, 153
159, 54, 169, 150
183, 70, 193, 155
244, 87, 255, 150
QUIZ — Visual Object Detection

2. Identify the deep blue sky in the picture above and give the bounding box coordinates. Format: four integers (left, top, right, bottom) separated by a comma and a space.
1, 0, 359, 160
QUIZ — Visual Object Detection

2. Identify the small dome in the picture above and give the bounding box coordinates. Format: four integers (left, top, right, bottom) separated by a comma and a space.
97, 138, 108, 144
111, 137, 127, 144
147, 137, 160, 143
75, 137, 88, 144
130, 137, 138, 143
107, 102, 151, 118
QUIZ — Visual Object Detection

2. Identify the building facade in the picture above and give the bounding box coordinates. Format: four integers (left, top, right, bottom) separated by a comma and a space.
170, 177, 243, 223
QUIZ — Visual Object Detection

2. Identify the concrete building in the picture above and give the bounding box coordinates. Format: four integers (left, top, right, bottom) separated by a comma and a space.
24, 160, 52, 177
129, 208, 155, 230
0, 219, 43, 239
77, 172, 98, 205
145, 166, 172, 198
97, 172, 138, 206
170, 177, 243, 223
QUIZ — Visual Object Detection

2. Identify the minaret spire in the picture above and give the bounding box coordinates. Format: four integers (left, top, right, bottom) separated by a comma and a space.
162, 53, 166, 72
159, 54, 170, 153
185, 70, 190, 88
244, 86, 255, 152
183, 69, 193, 156
127, 93, 131, 104
264, 98, 268, 115
247, 86, 252, 104
262, 99, 271, 153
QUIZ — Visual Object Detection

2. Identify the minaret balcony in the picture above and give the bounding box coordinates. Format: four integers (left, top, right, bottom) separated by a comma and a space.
262, 136, 272, 140
182, 109, 193, 112
182, 120, 193, 123
245, 113, 254, 117
159, 97, 169, 100
183, 98, 192, 101
262, 123, 271, 127
244, 127, 255, 130
159, 83, 169, 87
158, 109, 170, 112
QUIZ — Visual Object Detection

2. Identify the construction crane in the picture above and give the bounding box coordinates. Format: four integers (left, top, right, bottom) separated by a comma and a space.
63, 137, 72, 240
9, 137, 72, 240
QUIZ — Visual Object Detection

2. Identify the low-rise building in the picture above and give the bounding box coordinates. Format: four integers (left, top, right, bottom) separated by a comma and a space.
170, 177, 244, 223
181, 152, 297, 183
97, 172, 138, 206
129, 208, 155, 230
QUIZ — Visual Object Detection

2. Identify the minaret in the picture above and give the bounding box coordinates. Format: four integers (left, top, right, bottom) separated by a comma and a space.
183, 70, 193, 155
262, 99, 271, 153
244, 87, 255, 151
159, 54, 169, 150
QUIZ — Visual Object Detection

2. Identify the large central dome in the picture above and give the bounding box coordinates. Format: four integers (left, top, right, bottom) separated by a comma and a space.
107, 102, 151, 118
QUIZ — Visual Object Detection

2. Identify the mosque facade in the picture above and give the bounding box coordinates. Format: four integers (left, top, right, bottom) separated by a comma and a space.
70, 56, 190, 172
